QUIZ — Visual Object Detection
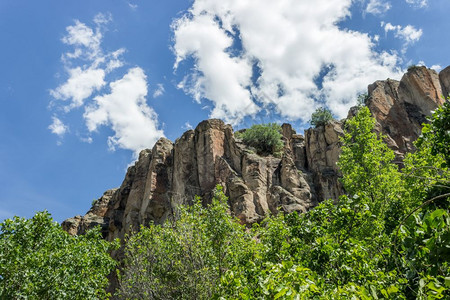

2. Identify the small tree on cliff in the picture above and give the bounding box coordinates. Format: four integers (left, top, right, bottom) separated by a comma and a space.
310, 107, 334, 128
237, 123, 283, 155
0, 211, 118, 299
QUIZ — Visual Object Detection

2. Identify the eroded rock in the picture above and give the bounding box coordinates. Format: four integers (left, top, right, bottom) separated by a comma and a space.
64, 65, 448, 241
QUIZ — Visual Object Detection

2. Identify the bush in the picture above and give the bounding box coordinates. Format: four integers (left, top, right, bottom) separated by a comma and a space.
310, 107, 334, 128
237, 123, 283, 155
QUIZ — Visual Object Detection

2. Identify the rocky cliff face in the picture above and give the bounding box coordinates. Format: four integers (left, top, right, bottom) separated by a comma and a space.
365, 66, 447, 160
63, 66, 448, 240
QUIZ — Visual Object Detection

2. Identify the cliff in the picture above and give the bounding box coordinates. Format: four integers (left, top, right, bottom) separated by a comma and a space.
63, 65, 450, 241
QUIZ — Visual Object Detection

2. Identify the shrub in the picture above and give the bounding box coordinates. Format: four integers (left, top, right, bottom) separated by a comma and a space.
237, 123, 283, 155
310, 107, 334, 128
407, 64, 421, 72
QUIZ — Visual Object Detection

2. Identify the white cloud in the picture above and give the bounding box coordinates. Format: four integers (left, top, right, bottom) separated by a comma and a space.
173, 0, 402, 122
431, 64, 442, 72
51, 14, 164, 155
50, 67, 106, 109
183, 122, 193, 130
61, 20, 102, 61
48, 116, 68, 137
93, 12, 112, 25
153, 83, 165, 98
366, 0, 391, 15
84, 67, 164, 156
128, 3, 138, 10
173, 13, 258, 124
383, 22, 423, 53
405, 0, 428, 8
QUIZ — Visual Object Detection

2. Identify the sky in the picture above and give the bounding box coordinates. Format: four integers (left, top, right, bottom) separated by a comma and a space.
0, 0, 449, 223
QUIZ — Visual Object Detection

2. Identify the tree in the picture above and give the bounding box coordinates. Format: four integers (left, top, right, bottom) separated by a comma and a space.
310, 107, 334, 128
117, 186, 251, 299
0, 211, 117, 299
397, 99, 450, 299
415, 99, 450, 167
337, 106, 403, 218
236, 123, 284, 155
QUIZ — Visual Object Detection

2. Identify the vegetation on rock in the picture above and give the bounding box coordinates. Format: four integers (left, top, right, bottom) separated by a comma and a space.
235, 123, 284, 156
310, 107, 334, 128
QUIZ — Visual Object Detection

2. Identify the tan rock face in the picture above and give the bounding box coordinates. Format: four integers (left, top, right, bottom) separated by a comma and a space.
304, 120, 344, 202
366, 66, 446, 160
65, 119, 317, 238
439, 66, 450, 99
63, 65, 449, 241
61, 189, 116, 238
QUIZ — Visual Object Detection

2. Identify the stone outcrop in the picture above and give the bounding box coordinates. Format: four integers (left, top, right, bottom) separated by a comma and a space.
65, 119, 319, 240
62, 189, 116, 237
63, 65, 448, 241
365, 66, 446, 160
304, 121, 344, 202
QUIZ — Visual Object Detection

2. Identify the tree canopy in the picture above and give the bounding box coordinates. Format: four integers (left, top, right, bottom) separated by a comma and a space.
0, 211, 118, 299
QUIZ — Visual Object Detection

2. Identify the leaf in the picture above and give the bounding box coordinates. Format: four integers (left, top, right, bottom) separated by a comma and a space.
274, 287, 289, 299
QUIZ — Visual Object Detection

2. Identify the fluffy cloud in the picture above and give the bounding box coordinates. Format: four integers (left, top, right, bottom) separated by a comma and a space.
50, 67, 105, 109
366, 0, 391, 15
383, 22, 423, 53
48, 116, 68, 137
431, 64, 442, 72
84, 67, 164, 156
173, 0, 402, 123
50, 14, 164, 154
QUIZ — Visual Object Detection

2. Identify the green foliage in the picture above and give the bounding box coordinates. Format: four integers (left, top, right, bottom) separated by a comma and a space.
0, 211, 117, 299
310, 107, 334, 128
416, 99, 450, 167
408, 64, 421, 72
2, 101, 448, 299
338, 106, 404, 217
237, 123, 284, 155
117, 186, 254, 299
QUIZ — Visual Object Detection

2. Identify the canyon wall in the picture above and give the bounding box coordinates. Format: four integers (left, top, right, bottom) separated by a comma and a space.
63, 66, 449, 241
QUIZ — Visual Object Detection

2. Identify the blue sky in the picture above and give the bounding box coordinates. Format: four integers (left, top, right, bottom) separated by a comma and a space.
0, 0, 448, 223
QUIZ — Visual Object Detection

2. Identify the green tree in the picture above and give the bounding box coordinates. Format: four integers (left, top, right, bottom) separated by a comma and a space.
396, 100, 450, 299
310, 107, 334, 128
338, 106, 404, 218
117, 186, 253, 299
0, 211, 117, 299
237, 123, 284, 155
415, 99, 450, 167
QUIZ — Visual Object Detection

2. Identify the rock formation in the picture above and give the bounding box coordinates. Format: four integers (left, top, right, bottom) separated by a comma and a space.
365, 66, 446, 160
63, 66, 447, 241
